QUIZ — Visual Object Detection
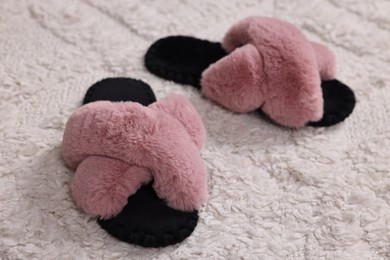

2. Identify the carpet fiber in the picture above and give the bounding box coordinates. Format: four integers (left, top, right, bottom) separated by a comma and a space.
1, 0, 389, 259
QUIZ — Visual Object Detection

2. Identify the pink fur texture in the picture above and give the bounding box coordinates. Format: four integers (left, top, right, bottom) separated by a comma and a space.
310, 41, 337, 80
62, 96, 207, 219
201, 16, 337, 127
71, 156, 152, 218
202, 44, 265, 113
150, 95, 206, 149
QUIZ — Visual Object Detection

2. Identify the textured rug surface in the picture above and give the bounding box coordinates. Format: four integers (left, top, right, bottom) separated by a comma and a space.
1, 0, 389, 259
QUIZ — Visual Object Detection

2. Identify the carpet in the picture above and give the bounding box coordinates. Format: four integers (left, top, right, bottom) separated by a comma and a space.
1, 0, 389, 259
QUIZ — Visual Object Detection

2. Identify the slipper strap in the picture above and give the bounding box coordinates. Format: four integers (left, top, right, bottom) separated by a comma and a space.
201, 44, 265, 113
71, 156, 152, 218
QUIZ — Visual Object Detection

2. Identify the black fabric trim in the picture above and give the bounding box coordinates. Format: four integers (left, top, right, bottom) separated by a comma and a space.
309, 79, 356, 127
145, 36, 227, 88
81, 77, 199, 247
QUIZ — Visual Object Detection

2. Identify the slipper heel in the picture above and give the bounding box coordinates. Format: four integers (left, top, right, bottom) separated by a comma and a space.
145, 36, 227, 88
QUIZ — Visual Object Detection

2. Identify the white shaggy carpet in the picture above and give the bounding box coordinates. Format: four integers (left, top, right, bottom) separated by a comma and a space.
1, 0, 389, 259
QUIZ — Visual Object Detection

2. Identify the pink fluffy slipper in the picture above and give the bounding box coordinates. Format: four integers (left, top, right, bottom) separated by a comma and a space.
62, 78, 207, 248
145, 16, 355, 128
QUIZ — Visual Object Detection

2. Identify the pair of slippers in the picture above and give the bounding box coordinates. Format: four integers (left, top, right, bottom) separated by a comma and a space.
62, 17, 356, 248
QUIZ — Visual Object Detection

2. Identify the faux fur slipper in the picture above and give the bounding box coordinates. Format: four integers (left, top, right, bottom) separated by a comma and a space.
62, 78, 207, 247
145, 16, 356, 128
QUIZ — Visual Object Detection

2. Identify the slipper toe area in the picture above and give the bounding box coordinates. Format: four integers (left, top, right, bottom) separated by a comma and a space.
97, 184, 199, 248
145, 36, 227, 88
71, 156, 152, 219
309, 80, 356, 127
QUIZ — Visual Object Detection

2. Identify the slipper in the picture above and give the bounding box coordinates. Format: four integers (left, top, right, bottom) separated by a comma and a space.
145, 16, 356, 128
62, 77, 207, 247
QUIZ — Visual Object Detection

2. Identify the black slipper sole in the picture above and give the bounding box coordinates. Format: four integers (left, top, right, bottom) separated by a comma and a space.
83, 77, 199, 248
145, 36, 356, 127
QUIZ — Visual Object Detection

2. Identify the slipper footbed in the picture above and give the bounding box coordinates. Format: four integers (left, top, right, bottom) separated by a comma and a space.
84, 77, 157, 105
82, 77, 199, 248
145, 36, 227, 88
145, 36, 356, 127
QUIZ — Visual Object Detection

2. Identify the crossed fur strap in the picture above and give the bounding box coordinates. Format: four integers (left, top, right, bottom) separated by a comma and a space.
201, 16, 337, 127
62, 95, 207, 219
